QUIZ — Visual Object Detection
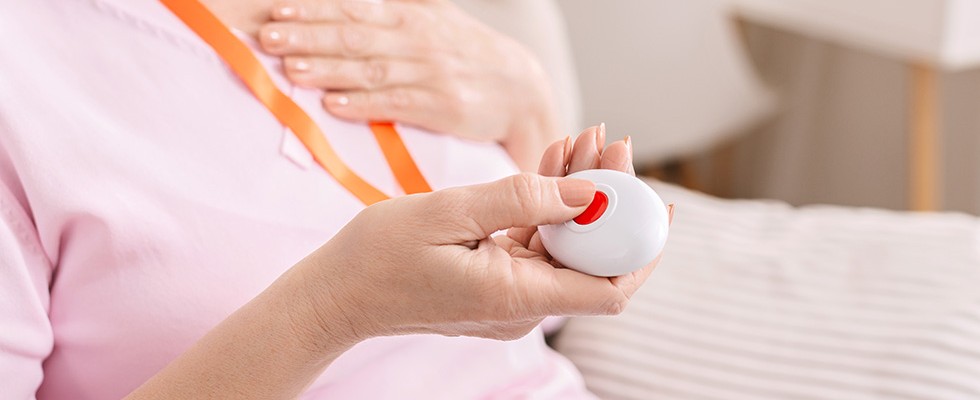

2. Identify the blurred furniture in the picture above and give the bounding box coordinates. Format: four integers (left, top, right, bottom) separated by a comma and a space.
556, 0, 775, 171
729, 0, 980, 211
554, 179, 980, 399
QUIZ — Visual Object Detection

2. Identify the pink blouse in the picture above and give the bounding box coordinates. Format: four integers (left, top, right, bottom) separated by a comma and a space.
0, 1, 593, 398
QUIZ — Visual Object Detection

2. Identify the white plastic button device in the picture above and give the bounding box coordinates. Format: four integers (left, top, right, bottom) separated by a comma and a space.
539, 169, 669, 277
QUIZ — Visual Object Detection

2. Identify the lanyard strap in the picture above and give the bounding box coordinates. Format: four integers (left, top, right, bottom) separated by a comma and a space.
160, 0, 432, 205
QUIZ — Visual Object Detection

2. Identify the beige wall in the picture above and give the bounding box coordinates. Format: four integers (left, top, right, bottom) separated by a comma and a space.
555, 1, 979, 214
734, 25, 980, 214
556, 0, 774, 165
460, 0, 979, 214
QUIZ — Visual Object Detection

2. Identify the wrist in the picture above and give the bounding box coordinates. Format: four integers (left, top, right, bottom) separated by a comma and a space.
277, 256, 367, 356
501, 47, 563, 171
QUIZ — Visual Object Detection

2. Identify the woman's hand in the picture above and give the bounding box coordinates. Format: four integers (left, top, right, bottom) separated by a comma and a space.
129, 126, 670, 399
303, 174, 617, 341
297, 125, 669, 342
534, 124, 670, 300
259, 0, 562, 171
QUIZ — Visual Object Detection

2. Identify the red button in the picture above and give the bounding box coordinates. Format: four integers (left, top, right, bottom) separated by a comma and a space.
573, 191, 609, 225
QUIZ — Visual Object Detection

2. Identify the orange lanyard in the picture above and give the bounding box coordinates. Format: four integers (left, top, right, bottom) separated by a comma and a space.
160, 0, 432, 205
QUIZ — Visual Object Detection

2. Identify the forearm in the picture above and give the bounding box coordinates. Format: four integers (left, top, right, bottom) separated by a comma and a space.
126, 262, 358, 399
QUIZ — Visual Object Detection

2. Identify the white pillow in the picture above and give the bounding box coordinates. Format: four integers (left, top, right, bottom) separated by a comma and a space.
553, 180, 980, 400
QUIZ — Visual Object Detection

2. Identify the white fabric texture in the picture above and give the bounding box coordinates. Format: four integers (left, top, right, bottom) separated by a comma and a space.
554, 179, 980, 400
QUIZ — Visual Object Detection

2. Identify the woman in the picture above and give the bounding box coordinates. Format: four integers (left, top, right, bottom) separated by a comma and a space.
0, 0, 664, 398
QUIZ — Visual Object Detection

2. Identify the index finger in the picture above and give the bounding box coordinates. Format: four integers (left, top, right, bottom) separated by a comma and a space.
272, 0, 405, 27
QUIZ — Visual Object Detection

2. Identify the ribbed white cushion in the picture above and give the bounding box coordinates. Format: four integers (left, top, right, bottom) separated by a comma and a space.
553, 180, 980, 400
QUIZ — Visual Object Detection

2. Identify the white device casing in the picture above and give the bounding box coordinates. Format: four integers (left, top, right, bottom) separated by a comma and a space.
538, 169, 669, 277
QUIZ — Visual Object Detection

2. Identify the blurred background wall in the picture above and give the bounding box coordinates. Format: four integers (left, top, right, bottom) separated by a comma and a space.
732, 25, 980, 213
553, 0, 980, 214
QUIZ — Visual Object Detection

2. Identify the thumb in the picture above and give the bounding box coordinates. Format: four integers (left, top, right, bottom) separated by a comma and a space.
437, 173, 596, 240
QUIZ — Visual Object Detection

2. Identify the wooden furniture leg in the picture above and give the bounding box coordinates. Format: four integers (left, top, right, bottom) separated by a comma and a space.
710, 141, 737, 198
909, 63, 941, 211
678, 159, 704, 193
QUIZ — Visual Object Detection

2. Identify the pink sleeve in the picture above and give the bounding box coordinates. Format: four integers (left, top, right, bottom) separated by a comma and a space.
0, 145, 54, 399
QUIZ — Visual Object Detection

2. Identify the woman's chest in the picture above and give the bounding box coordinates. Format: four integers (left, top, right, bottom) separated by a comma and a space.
0, 2, 521, 397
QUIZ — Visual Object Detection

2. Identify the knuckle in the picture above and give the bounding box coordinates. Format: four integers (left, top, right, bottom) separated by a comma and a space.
442, 83, 471, 118
399, 7, 433, 32
297, 28, 319, 53
339, 0, 374, 22
602, 295, 630, 316
339, 25, 370, 55
363, 59, 388, 88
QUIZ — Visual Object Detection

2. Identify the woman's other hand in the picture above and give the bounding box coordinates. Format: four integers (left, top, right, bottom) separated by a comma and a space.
259, 0, 562, 171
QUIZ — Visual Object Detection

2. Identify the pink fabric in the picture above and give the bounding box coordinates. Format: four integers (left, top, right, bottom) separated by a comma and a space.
0, 1, 595, 399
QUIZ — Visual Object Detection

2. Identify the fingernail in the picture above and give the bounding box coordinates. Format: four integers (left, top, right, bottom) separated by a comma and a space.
596, 122, 606, 150
275, 4, 297, 19
667, 203, 675, 225
325, 94, 350, 107
288, 58, 310, 72
562, 136, 572, 166
557, 178, 596, 207
265, 28, 285, 45
624, 135, 632, 153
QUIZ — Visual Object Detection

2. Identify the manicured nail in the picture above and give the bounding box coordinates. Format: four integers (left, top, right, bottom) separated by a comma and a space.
557, 178, 596, 207
275, 4, 297, 19
288, 58, 310, 72
325, 94, 350, 107
265, 29, 285, 45
596, 122, 606, 150
562, 136, 572, 166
